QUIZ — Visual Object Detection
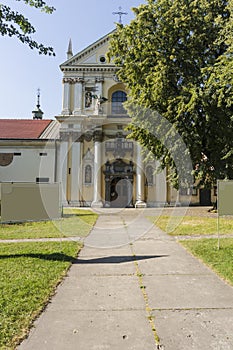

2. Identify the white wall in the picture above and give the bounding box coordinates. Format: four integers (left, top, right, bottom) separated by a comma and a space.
0, 146, 56, 183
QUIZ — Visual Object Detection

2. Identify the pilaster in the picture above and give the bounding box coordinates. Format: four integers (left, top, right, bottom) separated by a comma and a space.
93, 77, 104, 115
62, 78, 71, 115
59, 140, 69, 205
70, 139, 82, 204
91, 129, 103, 208
73, 78, 84, 115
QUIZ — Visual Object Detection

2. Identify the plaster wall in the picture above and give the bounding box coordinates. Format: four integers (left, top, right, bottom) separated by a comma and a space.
0, 147, 56, 183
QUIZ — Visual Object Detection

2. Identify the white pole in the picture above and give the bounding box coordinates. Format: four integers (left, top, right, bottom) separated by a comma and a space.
217, 180, 220, 250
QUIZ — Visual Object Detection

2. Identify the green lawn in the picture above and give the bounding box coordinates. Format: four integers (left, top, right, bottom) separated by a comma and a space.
150, 215, 233, 236
181, 238, 233, 286
0, 209, 98, 240
0, 241, 82, 349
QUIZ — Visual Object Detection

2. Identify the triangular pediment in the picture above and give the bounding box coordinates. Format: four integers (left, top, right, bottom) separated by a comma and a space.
60, 30, 116, 69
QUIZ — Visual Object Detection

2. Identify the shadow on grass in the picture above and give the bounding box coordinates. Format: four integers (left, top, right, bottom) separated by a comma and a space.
62, 213, 94, 218
0, 252, 76, 262
75, 255, 168, 264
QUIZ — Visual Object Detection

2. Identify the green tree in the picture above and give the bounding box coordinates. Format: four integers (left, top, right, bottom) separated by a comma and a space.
206, 0, 233, 108
0, 0, 55, 55
108, 0, 232, 188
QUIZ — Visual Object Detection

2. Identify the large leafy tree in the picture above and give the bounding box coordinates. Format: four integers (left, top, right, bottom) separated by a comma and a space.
206, 0, 233, 108
108, 0, 233, 188
0, 0, 55, 55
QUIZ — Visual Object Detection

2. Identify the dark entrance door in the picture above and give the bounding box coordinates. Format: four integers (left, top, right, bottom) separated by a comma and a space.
200, 189, 211, 206
104, 159, 134, 208
110, 177, 132, 208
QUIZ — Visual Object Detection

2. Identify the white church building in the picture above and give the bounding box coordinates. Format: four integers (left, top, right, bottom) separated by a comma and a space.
0, 31, 213, 208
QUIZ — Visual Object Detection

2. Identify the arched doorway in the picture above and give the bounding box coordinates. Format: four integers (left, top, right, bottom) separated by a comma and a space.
104, 159, 134, 208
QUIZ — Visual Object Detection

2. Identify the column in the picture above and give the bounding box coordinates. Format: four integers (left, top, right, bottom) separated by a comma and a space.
93, 77, 104, 115
135, 143, 147, 208
62, 78, 71, 115
91, 130, 103, 208
59, 135, 69, 205
73, 78, 84, 115
70, 135, 82, 204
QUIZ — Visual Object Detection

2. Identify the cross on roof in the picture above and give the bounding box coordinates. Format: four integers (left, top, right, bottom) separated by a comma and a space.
112, 6, 128, 24
37, 88, 41, 109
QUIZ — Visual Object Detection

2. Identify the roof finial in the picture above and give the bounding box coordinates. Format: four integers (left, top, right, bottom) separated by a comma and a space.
32, 88, 44, 120
37, 88, 41, 109
112, 6, 128, 24
67, 38, 73, 59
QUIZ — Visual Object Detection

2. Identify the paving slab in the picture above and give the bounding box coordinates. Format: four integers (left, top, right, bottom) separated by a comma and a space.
153, 309, 233, 350
48, 275, 144, 311
19, 310, 155, 350
133, 239, 213, 275
143, 274, 233, 309
85, 211, 154, 248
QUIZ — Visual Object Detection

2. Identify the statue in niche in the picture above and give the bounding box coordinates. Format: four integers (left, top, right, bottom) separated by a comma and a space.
85, 165, 92, 184
85, 91, 93, 108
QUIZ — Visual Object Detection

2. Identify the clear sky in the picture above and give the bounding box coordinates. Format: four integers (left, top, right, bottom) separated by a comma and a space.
0, 0, 146, 120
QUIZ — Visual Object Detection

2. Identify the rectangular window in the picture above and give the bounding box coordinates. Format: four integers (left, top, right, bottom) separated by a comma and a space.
36, 177, 49, 183
14, 152, 21, 156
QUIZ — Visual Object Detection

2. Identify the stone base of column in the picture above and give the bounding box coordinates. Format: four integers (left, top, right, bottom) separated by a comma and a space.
61, 109, 71, 115
91, 200, 103, 208
135, 200, 147, 208
73, 109, 82, 115
61, 200, 68, 207
69, 200, 81, 207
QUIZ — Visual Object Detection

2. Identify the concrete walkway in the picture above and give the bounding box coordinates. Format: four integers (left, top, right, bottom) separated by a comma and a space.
18, 209, 233, 350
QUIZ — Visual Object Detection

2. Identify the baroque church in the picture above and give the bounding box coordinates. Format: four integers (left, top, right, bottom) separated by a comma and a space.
0, 31, 214, 208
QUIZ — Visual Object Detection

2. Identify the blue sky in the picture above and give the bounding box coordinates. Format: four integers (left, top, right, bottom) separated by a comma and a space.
0, 0, 146, 119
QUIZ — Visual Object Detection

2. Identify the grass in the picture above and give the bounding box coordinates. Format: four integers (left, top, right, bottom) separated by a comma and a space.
150, 215, 233, 236
181, 238, 233, 286
0, 241, 82, 349
0, 209, 98, 240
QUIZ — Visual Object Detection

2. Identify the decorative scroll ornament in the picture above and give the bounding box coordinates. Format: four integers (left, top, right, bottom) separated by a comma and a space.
0, 153, 14, 166
62, 77, 84, 84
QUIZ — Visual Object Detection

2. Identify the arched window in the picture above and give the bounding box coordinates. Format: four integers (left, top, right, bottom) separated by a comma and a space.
85, 165, 92, 184
111, 91, 127, 115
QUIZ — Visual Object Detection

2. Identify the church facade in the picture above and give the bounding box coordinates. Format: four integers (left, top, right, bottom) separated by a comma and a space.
56, 31, 178, 208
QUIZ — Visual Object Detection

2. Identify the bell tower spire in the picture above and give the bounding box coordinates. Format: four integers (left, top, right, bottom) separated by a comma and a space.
32, 88, 44, 120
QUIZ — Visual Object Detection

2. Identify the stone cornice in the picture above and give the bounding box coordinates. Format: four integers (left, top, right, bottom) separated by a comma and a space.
0, 139, 55, 147
61, 66, 118, 73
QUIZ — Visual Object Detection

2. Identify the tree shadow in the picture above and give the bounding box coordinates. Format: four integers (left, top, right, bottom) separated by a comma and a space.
0, 253, 169, 264
75, 255, 169, 264
0, 252, 76, 262
62, 212, 95, 218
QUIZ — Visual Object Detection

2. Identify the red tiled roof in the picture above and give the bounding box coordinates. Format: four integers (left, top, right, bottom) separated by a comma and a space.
0, 119, 52, 139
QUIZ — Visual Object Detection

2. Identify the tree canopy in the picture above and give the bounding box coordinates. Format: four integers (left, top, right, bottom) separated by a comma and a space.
0, 0, 55, 55
108, 0, 233, 188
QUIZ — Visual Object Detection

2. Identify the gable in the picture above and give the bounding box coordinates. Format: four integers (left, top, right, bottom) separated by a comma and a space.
60, 30, 116, 69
